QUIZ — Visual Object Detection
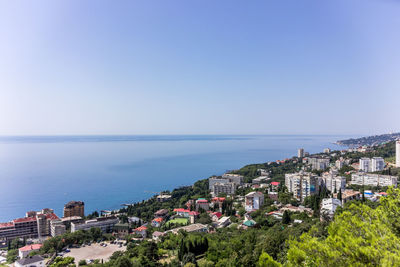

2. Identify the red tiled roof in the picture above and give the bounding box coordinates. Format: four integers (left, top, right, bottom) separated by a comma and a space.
13, 217, 36, 223
153, 217, 163, 222
174, 208, 190, 213
189, 211, 199, 216
270, 182, 280, 186
212, 197, 226, 202
19, 244, 42, 252
45, 213, 59, 220
134, 226, 147, 231
0, 222, 14, 228
212, 212, 222, 218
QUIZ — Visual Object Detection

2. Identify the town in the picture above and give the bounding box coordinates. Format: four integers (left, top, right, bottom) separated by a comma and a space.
1, 140, 400, 266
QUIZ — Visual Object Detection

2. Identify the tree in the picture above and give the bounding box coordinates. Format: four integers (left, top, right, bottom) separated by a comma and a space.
50, 257, 75, 267
182, 252, 196, 266
78, 259, 87, 266
258, 252, 282, 267
282, 210, 291, 224
287, 187, 400, 266
114, 256, 133, 267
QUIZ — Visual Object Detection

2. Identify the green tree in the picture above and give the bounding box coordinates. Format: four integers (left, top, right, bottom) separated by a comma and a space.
282, 210, 291, 224
287, 187, 400, 266
258, 252, 282, 267
50, 257, 75, 267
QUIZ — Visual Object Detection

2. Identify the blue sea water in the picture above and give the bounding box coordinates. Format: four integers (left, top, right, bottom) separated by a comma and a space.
0, 135, 351, 222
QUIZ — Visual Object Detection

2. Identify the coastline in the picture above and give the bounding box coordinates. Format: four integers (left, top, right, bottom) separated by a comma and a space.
0, 135, 349, 222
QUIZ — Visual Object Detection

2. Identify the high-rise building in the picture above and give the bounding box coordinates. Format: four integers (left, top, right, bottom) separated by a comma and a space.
371, 157, 385, 172
335, 159, 345, 170
321, 172, 346, 193
396, 141, 400, 168
0, 209, 60, 241
308, 157, 330, 170
63, 201, 85, 218
298, 148, 304, 158
285, 172, 320, 201
351, 173, 397, 187
359, 158, 371, 172
212, 182, 236, 196
221, 173, 244, 185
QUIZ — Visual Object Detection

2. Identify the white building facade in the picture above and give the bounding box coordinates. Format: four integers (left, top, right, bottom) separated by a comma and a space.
351, 173, 397, 187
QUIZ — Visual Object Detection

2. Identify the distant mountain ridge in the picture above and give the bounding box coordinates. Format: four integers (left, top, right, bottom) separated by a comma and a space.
336, 132, 400, 147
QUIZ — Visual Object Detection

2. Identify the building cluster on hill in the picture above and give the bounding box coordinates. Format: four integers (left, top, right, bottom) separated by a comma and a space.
2, 140, 400, 266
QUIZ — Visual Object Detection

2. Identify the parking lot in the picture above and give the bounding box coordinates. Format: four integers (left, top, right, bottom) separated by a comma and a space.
63, 242, 126, 264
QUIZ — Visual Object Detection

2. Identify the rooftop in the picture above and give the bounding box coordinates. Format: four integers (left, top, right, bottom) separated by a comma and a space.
16, 255, 44, 265
134, 226, 147, 232
19, 244, 42, 252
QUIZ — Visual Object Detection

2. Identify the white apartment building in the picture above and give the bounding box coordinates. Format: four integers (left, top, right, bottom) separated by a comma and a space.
298, 148, 304, 158
359, 158, 371, 172
212, 182, 236, 196
245, 191, 265, 211
335, 159, 344, 170
351, 173, 397, 187
371, 157, 385, 172
71, 217, 118, 233
396, 141, 400, 168
320, 198, 342, 218
323, 148, 331, 154
209, 177, 229, 190
308, 157, 330, 171
50, 219, 66, 237
285, 172, 320, 201
222, 173, 244, 185
322, 172, 346, 193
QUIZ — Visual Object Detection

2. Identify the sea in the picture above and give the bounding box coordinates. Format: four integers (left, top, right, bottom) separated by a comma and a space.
0, 135, 352, 222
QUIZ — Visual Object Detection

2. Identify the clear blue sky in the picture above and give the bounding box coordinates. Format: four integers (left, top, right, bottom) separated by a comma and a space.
0, 0, 399, 135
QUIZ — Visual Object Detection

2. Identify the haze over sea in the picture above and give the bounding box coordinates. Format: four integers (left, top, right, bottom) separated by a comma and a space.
0, 135, 351, 222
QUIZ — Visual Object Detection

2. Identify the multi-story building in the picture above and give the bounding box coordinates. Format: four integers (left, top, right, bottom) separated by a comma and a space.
63, 201, 84, 218
0, 209, 60, 241
285, 172, 320, 201
320, 198, 341, 219
323, 148, 331, 154
196, 199, 210, 211
298, 148, 304, 158
321, 172, 346, 193
371, 157, 385, 172
397, 141, 400, 168
212, 182, 236, 196
245, 191, 265, 211
351, 173, 397, 187
335, 159, 345, 169
359, 158, 371, 172
71, 217, 118, 233
209, 177, 229, 190
50, 219, 66, 237
308, 157, 330, 171
222, 173, 244, 185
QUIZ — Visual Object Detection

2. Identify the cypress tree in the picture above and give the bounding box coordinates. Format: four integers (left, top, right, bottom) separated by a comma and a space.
282, 210, 291, 224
